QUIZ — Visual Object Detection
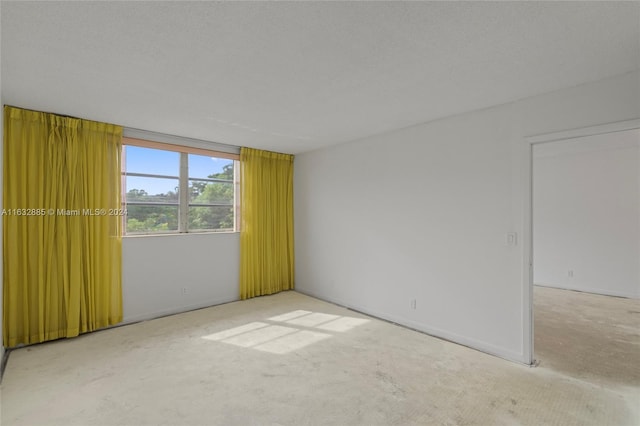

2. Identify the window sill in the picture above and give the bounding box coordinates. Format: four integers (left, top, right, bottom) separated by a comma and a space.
123, 230, 239, 238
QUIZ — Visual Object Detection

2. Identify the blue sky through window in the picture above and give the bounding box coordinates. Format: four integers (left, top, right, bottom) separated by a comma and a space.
125, 146, 232, 195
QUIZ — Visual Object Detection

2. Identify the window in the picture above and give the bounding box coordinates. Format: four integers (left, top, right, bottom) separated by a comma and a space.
122, 138, 239, 234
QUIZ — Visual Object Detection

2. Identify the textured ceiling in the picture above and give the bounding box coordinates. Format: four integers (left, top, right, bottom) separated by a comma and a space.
2, 1, 639, 154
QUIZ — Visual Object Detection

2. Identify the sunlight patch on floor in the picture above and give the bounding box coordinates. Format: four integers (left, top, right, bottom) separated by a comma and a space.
254, 330, 331, 354
268, 310, 311, 322
316, 316, 370, 332
202, 321, 269, 341
223, 325, 298, 347
286, 312, 340, 327
202, 310, 370, 354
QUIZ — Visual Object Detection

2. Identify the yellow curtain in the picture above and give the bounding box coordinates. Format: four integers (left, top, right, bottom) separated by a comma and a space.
240, 147, 294, 299
3, 106, 123, 347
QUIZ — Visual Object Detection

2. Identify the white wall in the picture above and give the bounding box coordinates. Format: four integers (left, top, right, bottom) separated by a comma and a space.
294, 71, 640, 364
533, 130, 640, 298
122, 233, 239, 323
0, 19, 4, 374
1, 0, 5, 374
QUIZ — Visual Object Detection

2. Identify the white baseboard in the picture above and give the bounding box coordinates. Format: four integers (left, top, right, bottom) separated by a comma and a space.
534, 283, 639, 299
295, 288, 528, 365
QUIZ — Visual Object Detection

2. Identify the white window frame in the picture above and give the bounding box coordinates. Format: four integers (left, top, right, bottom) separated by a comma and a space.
122, 136, 240, 235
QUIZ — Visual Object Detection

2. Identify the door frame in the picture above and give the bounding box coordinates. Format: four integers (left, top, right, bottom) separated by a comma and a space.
522, 118, 640, 365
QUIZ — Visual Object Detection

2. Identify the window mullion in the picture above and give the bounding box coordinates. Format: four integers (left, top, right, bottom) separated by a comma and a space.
179, 152, 189, 232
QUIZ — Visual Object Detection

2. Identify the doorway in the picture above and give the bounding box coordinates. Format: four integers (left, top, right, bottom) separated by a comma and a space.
525, 120, 640, 368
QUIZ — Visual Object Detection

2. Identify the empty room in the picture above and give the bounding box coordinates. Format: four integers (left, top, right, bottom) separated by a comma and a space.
0, 2, 639, 425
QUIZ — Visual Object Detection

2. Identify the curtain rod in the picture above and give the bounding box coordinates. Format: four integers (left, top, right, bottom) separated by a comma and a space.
123, 127, 240, 155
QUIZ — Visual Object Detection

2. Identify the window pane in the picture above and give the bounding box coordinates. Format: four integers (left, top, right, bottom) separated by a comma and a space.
189, 180, 233, 205
188, 153, 233, 180
125, 146, 179, 176
188, 206, 234, 230
126, 205, 179, 233
122, 143, 238, 235
126, 176, 179, 204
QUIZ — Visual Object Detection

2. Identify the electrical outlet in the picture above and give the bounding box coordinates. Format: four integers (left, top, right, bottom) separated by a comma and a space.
181, 287, 188, 295
411, 299, 417, 309
568, 270, 574, 278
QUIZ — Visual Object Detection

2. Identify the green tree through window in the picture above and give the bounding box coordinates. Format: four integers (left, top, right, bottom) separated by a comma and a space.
188, 163, 234, 230
123, 144, 237, 234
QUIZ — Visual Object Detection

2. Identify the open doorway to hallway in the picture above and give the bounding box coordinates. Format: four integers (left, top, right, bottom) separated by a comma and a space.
531, 127, 640, 387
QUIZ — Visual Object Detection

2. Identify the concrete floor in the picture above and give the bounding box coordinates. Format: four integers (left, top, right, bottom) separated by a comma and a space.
0, 287, 638, 425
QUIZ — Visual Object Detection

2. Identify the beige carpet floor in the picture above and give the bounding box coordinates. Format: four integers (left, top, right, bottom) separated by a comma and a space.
0, 287, 638, 425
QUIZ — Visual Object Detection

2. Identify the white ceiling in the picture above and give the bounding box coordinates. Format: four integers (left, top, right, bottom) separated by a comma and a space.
2, 1, 639, 154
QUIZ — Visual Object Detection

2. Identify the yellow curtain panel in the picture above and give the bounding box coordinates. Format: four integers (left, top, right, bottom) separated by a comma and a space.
240, 147, 294, 299
3, 106, 123, 347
